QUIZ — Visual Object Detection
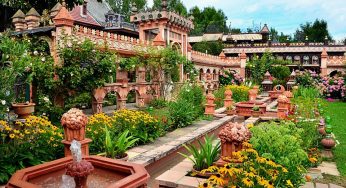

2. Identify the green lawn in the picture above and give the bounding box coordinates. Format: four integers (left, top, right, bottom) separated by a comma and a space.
325, 102, 346, 176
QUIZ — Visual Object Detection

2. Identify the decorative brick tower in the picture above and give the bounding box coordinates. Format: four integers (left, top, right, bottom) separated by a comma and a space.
130, 1, 194, 82
12, 10, 26, 31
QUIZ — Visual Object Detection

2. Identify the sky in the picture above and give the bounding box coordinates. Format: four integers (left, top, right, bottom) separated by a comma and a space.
147, 0, 346, 40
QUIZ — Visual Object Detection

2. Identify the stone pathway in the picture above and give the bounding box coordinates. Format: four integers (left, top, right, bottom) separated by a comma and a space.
302, 162, 343, 188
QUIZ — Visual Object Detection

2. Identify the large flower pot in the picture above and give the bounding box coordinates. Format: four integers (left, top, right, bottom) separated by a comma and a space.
321, 138, 335, 150
12, 103, 35, 119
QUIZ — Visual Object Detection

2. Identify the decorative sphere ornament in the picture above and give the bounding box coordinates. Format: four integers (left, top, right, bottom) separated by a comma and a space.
325, 116, 331, 124
325, 124, 332, 134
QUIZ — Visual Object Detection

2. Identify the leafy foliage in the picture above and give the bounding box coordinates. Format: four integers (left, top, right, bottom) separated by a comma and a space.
246, 51, 290, 85
294, 19, 332, 42
168, 83, 205, 129
192, 41, 224, 56
250, 122, 309, 172
103, 128, 138, 158
202, 144, 306, 187
179, 135, 220, 171
189, 6, 228, 35
87, 110, 162, 154
148, 97, 167, 109
0, 116, 63, 184
219, 70, 244, 86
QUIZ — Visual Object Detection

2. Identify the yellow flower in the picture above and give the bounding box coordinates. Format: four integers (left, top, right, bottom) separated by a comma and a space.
242, 142, 253, 148
58, 133, 63, 138
208, 174, 224, 186
266, 160, 277, 167
13, 129, 20, 134
245, 172, 255, 178
25, 130, 30, 134
198, 182, 212, 188
242, 178, 254, 187
9, 134, 15, 139
246, 123, 254, 129
309, 157, 318, 163
282, 167, 288, 173
286, 180, 294, 187
256, 157, 266, 163
50, 137, 55, 141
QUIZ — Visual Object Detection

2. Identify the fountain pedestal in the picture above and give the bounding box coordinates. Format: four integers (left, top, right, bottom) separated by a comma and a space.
7, 108, 150, 188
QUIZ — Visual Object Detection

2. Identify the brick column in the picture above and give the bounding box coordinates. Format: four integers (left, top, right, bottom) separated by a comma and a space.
321, 48, 328, 76
240, 50, 247, 78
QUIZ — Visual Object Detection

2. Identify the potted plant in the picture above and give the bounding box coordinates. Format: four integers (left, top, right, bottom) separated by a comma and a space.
226, 105, 236, 116
100, 127, 139, 160
179, 135, 220, 177
251, 105, 261, 117
0, 35, 36, 119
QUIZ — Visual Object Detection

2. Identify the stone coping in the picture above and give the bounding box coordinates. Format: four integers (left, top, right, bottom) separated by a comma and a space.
128, 116, 234, 167
155, 158, 203, 188
266, 99, 278, 112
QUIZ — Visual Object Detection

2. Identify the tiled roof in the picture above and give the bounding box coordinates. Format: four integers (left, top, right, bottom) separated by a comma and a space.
189, 33, 263, 43
70, 6, 101, 27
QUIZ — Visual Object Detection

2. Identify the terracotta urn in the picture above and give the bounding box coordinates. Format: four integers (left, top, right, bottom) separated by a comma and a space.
252, 85, 259, 94
215, 122, 251, 166
248, 89, 257, 101
12, 103, 36, 119
321, 137, 336, 150
318, 126, 326, 135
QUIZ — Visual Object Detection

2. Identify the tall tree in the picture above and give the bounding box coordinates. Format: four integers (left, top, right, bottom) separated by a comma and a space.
294, 19, 332, 42
270, 28, 289, 42
107, 0, 146, 20
189, 6, 228, 35
153, 0, 187, 16
192, 41, 224, 56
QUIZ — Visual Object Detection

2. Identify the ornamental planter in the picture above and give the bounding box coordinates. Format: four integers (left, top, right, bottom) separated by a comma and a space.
321, 137, 336, 150
251, 110, 261, 117
235, 102, 267, 117
12, 103, 35, 119
214, 122, 251, 167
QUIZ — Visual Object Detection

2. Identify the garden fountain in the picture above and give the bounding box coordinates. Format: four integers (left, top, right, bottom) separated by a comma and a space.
6, 108, 149, 188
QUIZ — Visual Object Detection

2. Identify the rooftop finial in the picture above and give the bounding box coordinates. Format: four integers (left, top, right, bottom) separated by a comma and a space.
61, 0, 66, 7
162, 0, 168, 11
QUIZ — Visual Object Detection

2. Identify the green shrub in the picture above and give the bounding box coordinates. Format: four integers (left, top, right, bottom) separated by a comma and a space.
250, 122, 308, 173
179, 135, 220, 171
168, 100, 196, 129
168, 84, 205, 129
270, 66, 291, 82
213, 86, 226, 108
148, 97, 167, 109
176, 83, 204, 115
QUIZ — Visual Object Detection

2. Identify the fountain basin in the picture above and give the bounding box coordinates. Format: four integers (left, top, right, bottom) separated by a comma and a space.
6, 156, 149, 188
235, 101, 267, 117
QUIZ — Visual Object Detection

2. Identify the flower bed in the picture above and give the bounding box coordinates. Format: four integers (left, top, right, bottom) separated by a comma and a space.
87, 110, 162, 154
320, 76, 345, 100
0, 116, 64, 184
